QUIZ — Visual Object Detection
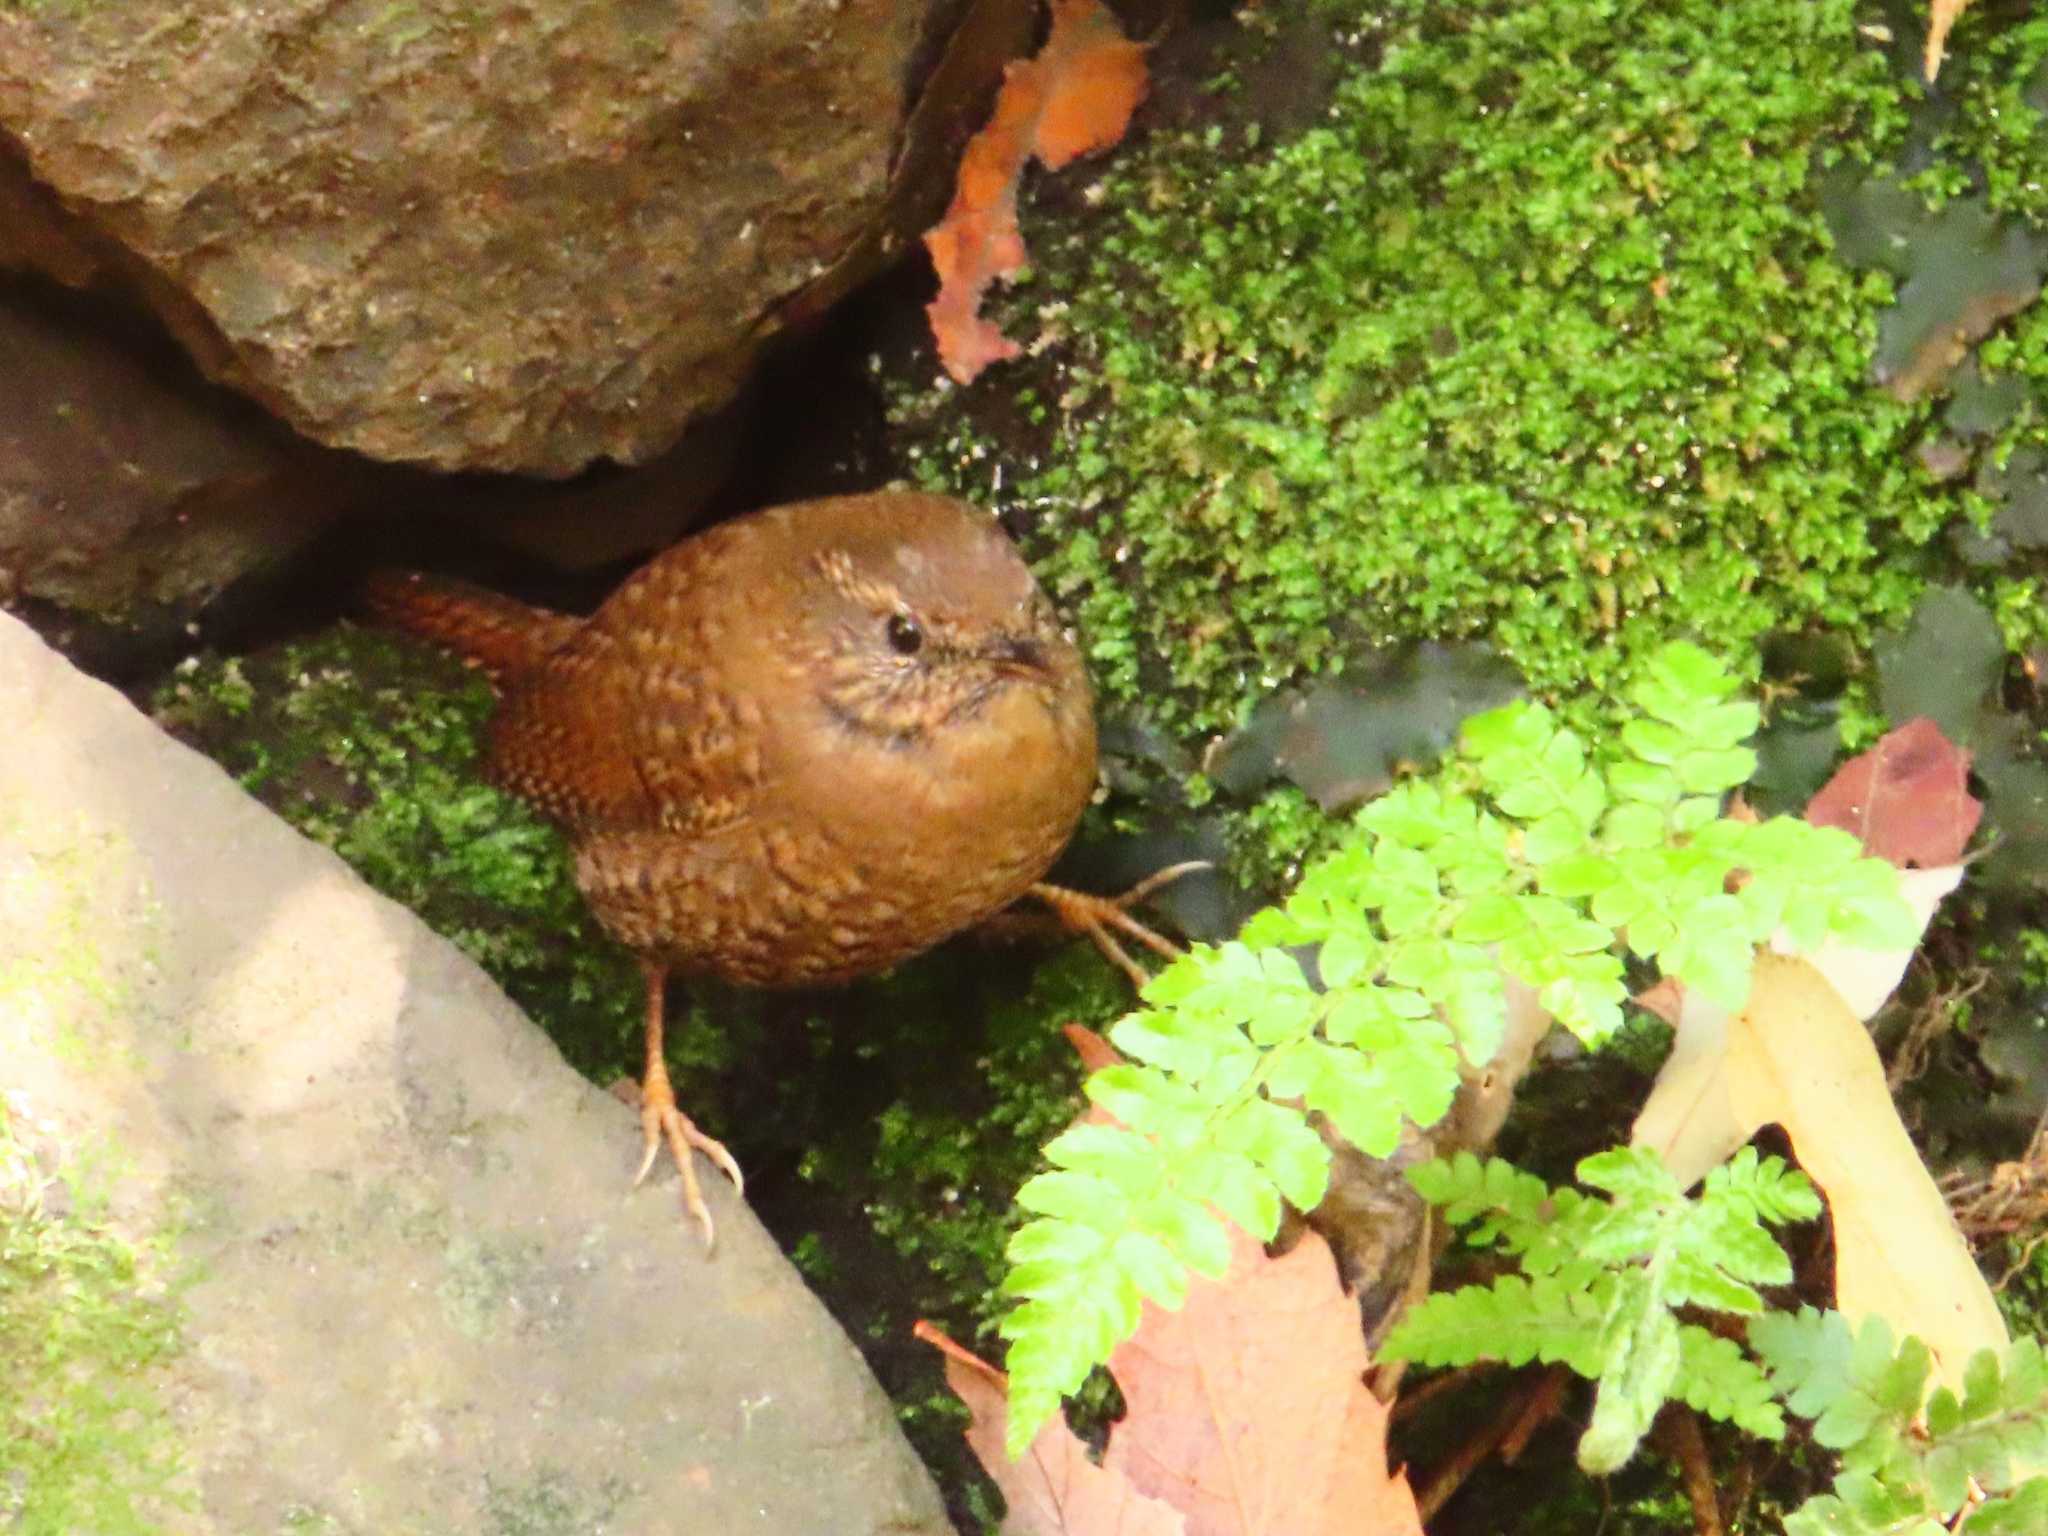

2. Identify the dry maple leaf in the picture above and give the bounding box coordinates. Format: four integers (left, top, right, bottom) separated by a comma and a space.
1102, 1222, 1424, 1536
936, 1021, 1420, 1532
1926, 0, 1972, 81
926, 1230, 1422, 1536
918, 1322, 1188, 1536
923, 0, 1149, 383
1805, 716, 1983, 868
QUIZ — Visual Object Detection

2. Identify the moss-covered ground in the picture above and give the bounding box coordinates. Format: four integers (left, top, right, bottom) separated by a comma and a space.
891, 0, 2044, 749
0, 1100, 187, 1534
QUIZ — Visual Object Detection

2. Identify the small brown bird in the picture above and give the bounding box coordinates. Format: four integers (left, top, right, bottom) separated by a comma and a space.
370, 491, 1173, 1243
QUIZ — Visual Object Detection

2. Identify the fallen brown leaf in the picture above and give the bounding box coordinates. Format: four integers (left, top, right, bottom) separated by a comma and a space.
1806, 716, 1983, 867
1635, 952, 2006, 1393
1103, 1222, 1423, 1536
1926, 0, 1972, 82
925, 1222, 1423, 1536
923, 0, 1149, 383
917, 1321, 1188, 1536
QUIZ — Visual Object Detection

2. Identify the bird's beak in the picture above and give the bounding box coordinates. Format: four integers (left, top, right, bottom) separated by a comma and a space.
984, 633, 1053, 678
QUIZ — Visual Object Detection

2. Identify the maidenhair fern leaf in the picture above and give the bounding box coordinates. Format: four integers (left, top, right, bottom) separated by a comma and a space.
1677, 1325, 1783, 1438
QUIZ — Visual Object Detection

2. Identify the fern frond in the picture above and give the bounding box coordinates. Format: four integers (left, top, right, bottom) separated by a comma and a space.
1393, 1145, 1817, 1470
1677, 1325, 1783, 1438
996, 642, 1917, 1456
1377, 1274, 1607, 1375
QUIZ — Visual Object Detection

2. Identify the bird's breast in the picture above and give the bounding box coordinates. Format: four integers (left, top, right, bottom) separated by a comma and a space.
654, 678, 1095, 986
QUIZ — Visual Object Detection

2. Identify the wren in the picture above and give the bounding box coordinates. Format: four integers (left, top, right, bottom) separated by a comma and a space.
369, 491, 1100, 1242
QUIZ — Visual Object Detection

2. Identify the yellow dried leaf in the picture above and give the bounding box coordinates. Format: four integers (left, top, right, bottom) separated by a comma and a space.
1637, 952, 2006, 1391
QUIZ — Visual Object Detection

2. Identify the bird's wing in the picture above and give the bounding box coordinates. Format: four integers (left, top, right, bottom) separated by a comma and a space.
489, 587, 767, 840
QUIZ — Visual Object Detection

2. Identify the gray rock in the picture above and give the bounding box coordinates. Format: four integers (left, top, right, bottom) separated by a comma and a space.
0, 283, 364, 628
0, 269, 741, 639
0, 0, 939, 475
0, 609, 952, 1536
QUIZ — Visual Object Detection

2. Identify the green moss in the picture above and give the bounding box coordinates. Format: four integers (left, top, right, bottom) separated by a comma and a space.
482, 1467, 628, 1536
437, 1232, 548, 1341
1915, 11, 2048, 227
1219, 784, 1340, 891
0, 1101, 188, 1535
897, 0, 1947, 744
765, 945, 1124, 1311
1990, 573, 2047, 651
153, 627, 642, 1084
859, 944, 1127, 1336
758, 943, 1128, 1509
0, 824, 155, 1073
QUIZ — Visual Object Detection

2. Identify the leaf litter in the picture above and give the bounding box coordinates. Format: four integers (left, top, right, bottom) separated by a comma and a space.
923, 0, 1149, 384
1635, 716, 2007, 1394
920, 1221, 1422, 1536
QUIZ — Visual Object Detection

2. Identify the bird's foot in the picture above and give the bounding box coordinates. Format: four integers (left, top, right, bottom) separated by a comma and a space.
1028, 860, 1210, 990
629, 1067, 744, 1249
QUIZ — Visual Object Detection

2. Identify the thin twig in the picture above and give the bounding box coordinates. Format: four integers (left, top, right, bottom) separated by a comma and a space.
1651, 1405, 1725, 1536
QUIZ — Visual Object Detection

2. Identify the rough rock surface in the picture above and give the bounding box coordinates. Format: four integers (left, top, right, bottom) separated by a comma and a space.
0, 283, 365, 627
0, 0, 937, 475
0, 610, 952, 1536
0, 267, 744, 639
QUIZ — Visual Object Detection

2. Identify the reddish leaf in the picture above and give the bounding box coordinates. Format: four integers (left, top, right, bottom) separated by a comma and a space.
1063, 1021, 1123, 1075
929, 1040, 1420, 1534
1104, 1223, 1423, 1536
915, 1322, 1187, 1536
921, 1224, 1423, 1536
1632, 975, 1686, 1028
1806, 716, 1983, 867
923, 0, 1148, 383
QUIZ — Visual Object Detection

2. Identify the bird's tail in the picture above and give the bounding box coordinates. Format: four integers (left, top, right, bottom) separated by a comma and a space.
362, 571, 581, 684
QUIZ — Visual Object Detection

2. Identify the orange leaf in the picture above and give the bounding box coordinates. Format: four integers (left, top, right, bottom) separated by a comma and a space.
1063, 1021, 1123, 1074
932, 1037, 1421, 1533
921, 1227, 1423, 1535
923, 0, 1149, 383
1104, 1224, 1423, 1536
915, 1322, 1188, 1536
1925, 0, 1972, 82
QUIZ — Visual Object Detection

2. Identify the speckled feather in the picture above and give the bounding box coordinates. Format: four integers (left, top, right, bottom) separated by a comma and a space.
370, 492, 1098, 988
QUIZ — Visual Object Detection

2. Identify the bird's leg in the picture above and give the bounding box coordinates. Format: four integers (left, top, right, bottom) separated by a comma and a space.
1027, 860, 1211, 990
630, 959, 744, 1247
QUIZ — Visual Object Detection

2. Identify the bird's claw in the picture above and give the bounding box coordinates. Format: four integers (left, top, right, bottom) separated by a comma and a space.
634, 1080, 744, 1250
1029, 860, 1211, 990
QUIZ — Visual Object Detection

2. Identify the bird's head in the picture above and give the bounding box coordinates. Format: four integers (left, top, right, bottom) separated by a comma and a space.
794, 494, 1092, 749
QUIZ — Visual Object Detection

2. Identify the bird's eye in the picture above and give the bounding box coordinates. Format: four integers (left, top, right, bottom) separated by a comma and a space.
885, 613, 924, 656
